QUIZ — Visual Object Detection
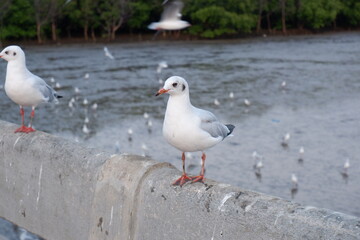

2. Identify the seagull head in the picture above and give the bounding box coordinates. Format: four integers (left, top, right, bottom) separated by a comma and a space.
0, 45, 25, 62
155, 76, 189, 96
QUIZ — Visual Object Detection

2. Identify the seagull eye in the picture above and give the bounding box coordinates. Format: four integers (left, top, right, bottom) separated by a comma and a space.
5, 51, 8, 55
13, 52, 16, 56
172, 83, 178, 87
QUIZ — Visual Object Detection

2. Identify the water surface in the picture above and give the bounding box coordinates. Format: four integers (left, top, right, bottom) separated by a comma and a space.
1, 32, 359, 218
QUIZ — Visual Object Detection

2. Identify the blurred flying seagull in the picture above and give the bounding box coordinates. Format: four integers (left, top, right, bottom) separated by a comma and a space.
157, 61, 168, 74
104, 47, 115, 60
148, 0, 190, 31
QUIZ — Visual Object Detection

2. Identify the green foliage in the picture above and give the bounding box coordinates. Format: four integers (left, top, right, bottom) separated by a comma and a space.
127, 2, 152, 30
0, 0, 359, 41
341, 0, 360, 26
299, 0, 342, 29
0, 0, 36, 39
189, 5, 256, 38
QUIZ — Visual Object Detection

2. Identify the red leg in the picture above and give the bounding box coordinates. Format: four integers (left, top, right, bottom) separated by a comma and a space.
15, 107, 28, 133
26, 107, 36, 133
191, 152, 206, 183
173, 152, 192, 186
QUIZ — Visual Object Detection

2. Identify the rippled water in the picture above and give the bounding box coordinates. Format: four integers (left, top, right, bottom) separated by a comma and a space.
1, 33, 360, 222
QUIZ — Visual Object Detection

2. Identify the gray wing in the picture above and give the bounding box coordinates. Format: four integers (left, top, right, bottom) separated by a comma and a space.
197, 108, 231, 139
31, 75, 59, 103
161, 0, 183, 21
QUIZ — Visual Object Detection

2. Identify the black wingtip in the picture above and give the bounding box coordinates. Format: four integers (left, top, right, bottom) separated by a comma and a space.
56, 95, 63, 99
225, 124, 235, 136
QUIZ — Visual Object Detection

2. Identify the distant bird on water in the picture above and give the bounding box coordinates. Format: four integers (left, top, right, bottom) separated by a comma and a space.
0, 45, 62, 133
291, 173, 298, 189
298, 146, 305, 162
156, 76, 235, 186
281, 132, 291, 148
343, 159, 350, 173
148, 0, 190, 31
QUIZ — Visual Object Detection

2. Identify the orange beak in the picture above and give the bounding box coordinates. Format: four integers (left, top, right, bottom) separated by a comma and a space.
155, 88, 169, 96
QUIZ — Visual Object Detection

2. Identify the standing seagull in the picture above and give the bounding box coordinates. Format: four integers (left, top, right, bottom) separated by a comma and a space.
156, 76, 235, 186
0, 45, 62, 133
148, 0, 190, 31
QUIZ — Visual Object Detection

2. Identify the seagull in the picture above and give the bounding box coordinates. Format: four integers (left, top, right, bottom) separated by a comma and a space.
298, 146, 305, 162
104, 47, 115, 60
214, 98, 220, 106
84, 116, 90, 124
229, 92, 234, 99
91, 102, 98, 111
157, 61, 168, 74
254, 160, 263, 171
281, 81, 287, 89
0, 45, 62, 133
143, 112, 149, 120
244, 98, 251, 106
147, 119, 153, 133
343, 159, 350, 173
84, 73, 90, 79
74, 87, 80, 94
156, 76, 235, 186
291, 173, 298, 189
281, 132, 290, 148
83, 98, 89, 105
127, 128, 133, 142
68, 99, 74, 109
82, 124, 90, 134
148, 0, 190, 31
55, 82, 62, 89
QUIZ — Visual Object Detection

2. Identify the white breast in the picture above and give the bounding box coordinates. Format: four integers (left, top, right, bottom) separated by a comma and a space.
163, 104, 221, 152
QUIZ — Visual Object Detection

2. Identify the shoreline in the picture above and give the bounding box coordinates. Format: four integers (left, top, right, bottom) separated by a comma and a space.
1, 28, 359, 47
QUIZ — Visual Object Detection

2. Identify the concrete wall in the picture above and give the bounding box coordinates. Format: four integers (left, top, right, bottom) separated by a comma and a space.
0, 119, 359, 240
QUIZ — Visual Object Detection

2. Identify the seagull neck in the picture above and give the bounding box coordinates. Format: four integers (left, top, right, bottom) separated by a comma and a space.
168, 93, 192, 110
7, 59, 28, 75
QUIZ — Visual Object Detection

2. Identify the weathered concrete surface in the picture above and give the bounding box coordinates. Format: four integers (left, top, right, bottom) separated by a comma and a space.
0, 119, 359, 240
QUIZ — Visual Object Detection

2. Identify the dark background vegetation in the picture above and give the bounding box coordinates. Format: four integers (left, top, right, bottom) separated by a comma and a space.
0, 0, 360, 43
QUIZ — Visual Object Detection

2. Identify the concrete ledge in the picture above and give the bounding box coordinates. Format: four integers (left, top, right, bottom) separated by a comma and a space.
0, 120, 359, 240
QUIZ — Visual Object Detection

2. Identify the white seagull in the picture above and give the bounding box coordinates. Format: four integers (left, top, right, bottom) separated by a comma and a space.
156, 76, 235, 186
104, 47, 115, 60
0, 45, 62, 133
148, 0, 190, 31
291, 173, 298, 189
343, 159, 350, 173
157, 61, 168, 74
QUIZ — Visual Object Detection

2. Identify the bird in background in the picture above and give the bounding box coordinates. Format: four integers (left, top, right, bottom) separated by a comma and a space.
104, 47, 115, 60
0, 45, 62, 133
298, 146, 305, 162
156, 76, 235, 186
157, 61, 168, 74
148, 0, 190, 31
281, 132, 291, 148
343, 159, 350, 173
